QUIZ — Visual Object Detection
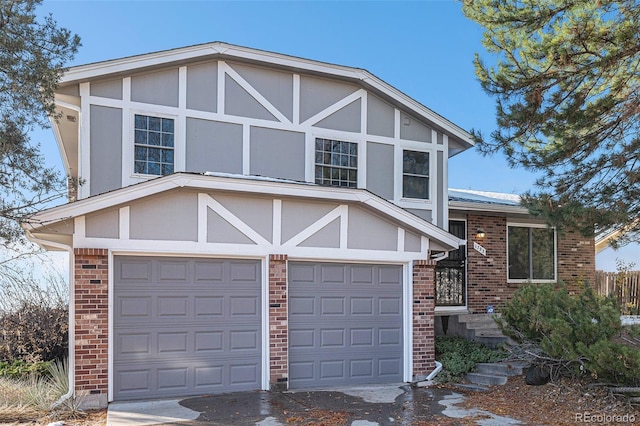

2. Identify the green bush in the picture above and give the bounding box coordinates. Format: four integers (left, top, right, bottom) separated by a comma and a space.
498, 282, 640, 385
0, 360, 52, 378
435, 336, 505, 382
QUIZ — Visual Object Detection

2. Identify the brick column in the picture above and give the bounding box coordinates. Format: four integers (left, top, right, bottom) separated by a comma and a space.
413, 259, 436, 379
269, 254, 288, 390
74, 248, 109, 408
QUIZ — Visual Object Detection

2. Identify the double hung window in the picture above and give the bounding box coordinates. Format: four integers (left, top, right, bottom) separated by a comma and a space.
134, 114, 175, 176
315, 138, 357, 188
402, 150, 429, 199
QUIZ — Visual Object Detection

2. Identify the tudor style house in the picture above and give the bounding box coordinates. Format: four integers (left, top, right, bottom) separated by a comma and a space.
26, 42, 596, 408
27, 42, 473, 408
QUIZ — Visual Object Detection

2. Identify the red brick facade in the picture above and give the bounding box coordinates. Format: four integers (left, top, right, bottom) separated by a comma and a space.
412, 260, 437, 377
465, 214, 596, 313
269, 254, 288, 389
73, 249, 109, 401
71, 251, 436, 400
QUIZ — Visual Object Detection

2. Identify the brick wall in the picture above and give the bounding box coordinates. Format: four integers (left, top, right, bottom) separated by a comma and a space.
465, 213, 596, 313
412, 259, 436, 378
269, 254, 288, 390
74, 248, 108, 404
466, 215, 509, 313
557, 228, 596, 293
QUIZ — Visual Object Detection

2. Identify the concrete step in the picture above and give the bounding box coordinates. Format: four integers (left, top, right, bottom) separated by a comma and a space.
473, 329, 505, 336
473, 335, 509, 349
475, 362, 527, 377
465, 372, 508, 386
457, 313, 501, 324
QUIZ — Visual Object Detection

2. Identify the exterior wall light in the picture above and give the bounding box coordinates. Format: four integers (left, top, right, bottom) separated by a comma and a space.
476, 229, 486, 239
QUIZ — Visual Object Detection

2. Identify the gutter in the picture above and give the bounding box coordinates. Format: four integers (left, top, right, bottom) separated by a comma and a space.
25, 231, 75, 409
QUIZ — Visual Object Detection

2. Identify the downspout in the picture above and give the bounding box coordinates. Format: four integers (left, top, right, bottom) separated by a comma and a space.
25, 232, 75, 409
426, 361, 443, 381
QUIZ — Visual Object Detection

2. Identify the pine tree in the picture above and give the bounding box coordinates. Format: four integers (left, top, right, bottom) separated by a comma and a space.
0, 0, 80, 243
463, 0, 640, 244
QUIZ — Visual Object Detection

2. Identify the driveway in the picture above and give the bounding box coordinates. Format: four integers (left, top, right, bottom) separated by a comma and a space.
107, 383, 522, 425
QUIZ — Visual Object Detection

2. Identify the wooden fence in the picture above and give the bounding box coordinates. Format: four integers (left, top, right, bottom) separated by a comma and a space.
594, 270, 640, 315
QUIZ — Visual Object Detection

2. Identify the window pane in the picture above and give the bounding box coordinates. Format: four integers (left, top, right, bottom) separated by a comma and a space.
134, 115, 147, 130
403, 150, 429, 175
161, 118, 174, 133
148, 116, 161, 131
508, 227, 530, 280
148, 148, 161, 162
135, 146, 147, 161
162, 133, 174, 147
147, 162, 161, 175
161, 149, 174, 163
532, 228, 555, 280
134, 130, 147, 144
134, 161, 147, 174
148, 131, 160, 146
403, 175, 429, 199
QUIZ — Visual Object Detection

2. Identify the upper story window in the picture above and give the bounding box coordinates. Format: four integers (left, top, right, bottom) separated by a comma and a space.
134, 114, 174, 176
508, 224, 556, 282
315, 138, 357, 188
403, 150, 429, 199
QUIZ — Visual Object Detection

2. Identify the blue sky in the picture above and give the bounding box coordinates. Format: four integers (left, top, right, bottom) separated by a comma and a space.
33, 0, 637, 270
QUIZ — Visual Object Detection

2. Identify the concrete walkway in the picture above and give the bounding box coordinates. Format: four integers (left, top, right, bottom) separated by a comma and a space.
107, 399, 199, 426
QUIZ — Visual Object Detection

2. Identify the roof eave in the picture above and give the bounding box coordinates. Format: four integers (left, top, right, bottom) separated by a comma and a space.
448, 200, 529, 215
26, 173, 461, 251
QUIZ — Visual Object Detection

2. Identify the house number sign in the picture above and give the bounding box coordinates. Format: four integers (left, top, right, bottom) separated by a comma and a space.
473, 241, 487, 256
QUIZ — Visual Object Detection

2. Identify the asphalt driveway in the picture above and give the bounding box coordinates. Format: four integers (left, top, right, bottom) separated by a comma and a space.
107, 383, 522, 425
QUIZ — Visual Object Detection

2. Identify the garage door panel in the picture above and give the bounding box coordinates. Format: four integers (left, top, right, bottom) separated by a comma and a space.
289, 262, 403, 388
114, 257, 261, 400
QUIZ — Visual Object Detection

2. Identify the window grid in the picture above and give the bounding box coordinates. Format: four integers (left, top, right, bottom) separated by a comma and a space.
314, 138, 357, 188
134, 114, 175, 176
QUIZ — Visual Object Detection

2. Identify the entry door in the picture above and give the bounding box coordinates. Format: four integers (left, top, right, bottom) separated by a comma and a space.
436, 220, 466, 306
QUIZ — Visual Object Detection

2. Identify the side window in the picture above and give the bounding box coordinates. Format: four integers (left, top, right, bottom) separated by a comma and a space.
508, 225, 556, 281
402, 150, 429, 199
134, 114, 174, 176
315, 138, 357, 188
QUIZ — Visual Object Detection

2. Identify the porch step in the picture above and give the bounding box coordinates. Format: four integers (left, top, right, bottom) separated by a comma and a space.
465, 361, 528, 387
475, 362, 527, 376
465, 372, 507, 386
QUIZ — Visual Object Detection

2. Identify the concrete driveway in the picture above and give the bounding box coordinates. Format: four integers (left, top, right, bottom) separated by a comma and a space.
107, 383, 522, 425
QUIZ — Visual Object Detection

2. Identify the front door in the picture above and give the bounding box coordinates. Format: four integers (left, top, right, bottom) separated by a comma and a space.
436, 220, 466, 307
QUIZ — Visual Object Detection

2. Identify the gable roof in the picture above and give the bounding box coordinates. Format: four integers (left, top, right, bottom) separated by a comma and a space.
26, 172, 461, 252
57, 41, 474, 151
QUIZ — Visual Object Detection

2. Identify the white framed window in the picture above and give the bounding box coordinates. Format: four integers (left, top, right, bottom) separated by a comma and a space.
314, 138, 357, 188
133, 114, 175, 176
507, 223, 556, 282
402, 150, 429, 199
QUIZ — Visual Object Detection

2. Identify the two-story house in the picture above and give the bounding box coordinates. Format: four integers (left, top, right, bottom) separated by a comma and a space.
26, 42, 595, 409
27, 42, 473, 408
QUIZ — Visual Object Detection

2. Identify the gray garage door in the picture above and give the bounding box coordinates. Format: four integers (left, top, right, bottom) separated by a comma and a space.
113, 257, 261, 400
288, 262, 403, 389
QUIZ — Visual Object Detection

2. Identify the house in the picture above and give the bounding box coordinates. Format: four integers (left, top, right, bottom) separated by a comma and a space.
435, 189, 595, 327
25, 42, 596, 409
26, 42, 473, 408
